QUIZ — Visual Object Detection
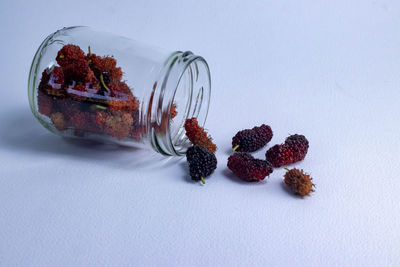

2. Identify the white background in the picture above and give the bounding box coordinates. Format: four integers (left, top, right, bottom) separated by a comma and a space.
0, 1, 399, 266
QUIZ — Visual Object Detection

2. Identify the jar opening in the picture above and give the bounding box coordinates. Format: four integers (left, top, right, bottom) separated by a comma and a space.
151, 52, 211, 156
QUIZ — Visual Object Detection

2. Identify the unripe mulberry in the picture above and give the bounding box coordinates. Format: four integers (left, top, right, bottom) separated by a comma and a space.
185, 117, 216, 152
284, 168, 314, 196
227, 152, 273, 182
232, 124, 272, 152
186, 146, 217, 183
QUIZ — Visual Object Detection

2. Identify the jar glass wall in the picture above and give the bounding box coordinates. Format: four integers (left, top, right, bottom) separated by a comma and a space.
28, 26, 211, 155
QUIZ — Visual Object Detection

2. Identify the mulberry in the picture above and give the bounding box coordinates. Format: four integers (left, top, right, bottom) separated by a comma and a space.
285, 134, 309, 162
84, 69, 98, 85
232, 124, 273, 152
37, 90, 53, 117
227, 152, 273, 182
108, 95, 140, 113
88, 54, 122, 82
103, 111, 133, 140
56, 44, 86, 67
284, 168, 314, 196
186, 146, 217, 184
63, 58, 89, 82
50, 66, 65, 85
171, 103, 177, 119
265, 144, 294, 168
265, 134, 309, 168
68, 111, 89, 130
50, 112, 67, 131
184, 117, 216, 152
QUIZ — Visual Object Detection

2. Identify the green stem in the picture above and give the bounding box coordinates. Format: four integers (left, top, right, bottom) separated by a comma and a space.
284, 168, 290, 171
95, 105, 107, 110
100, 74, 110, 92
232, 145, 239, 152
88, 45, 91, 56
200, 177, 205, 185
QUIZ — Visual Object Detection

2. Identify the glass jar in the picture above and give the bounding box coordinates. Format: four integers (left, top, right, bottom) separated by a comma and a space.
28, 26, 211, 156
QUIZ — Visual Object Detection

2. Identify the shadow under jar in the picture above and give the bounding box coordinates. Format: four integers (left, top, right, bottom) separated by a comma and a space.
28, 26, 211, 156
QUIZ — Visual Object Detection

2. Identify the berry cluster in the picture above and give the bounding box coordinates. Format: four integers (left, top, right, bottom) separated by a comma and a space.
37, 44, 164, 140
226, 123, 314, 196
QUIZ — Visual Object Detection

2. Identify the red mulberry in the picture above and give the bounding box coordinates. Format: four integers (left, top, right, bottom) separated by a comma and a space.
56, 44, 86, 67
184, 117, 216, 152
108, 95, 140, 113
265, 144, 294, 168
103, 111, 133, 140
265, 134, 309, 167
63, 58, 89, 82
37, 90, 53, 117
227, 152, 273, 182
285, 134, 309, 162
50, 66, 65, 85
171, 103, 177, 119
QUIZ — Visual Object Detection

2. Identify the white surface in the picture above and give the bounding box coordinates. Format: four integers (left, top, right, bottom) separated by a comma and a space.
0, 1, 399, 266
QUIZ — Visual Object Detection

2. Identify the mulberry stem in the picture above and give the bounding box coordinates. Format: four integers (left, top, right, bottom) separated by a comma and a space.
96, 105, 106, 110
232, 145, 239, 152
100, 74, 110, 92
200, 177, 205, 184
88, 45, 91, 56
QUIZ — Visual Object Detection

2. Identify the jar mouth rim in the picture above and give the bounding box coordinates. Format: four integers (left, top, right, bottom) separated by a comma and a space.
151, 52, 211, 156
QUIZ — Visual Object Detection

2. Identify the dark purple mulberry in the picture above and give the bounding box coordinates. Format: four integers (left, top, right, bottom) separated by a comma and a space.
232, 124, 273, 152
186, 146, 217, 184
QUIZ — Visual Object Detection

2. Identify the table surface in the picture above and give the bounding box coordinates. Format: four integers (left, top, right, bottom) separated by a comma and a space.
1, 1, 399, 266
